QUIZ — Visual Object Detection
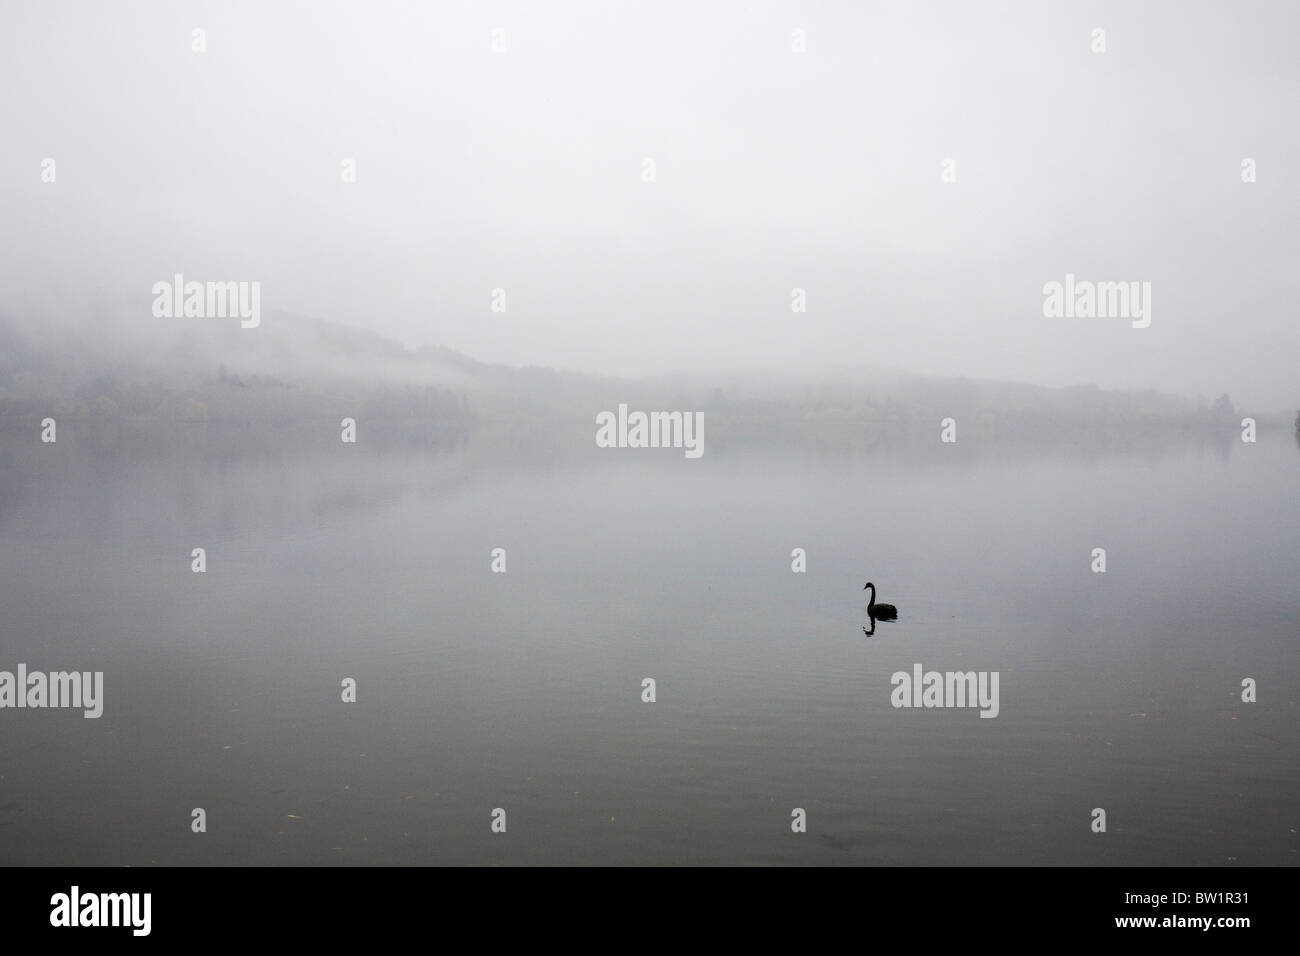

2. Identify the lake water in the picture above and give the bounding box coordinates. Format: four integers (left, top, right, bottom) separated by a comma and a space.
0, 423, 1296, 865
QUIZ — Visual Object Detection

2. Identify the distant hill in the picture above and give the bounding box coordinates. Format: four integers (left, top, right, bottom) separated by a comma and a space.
0, 308, 1279, 435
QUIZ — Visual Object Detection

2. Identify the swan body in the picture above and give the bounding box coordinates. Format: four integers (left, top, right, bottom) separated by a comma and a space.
863, 582, 898, 621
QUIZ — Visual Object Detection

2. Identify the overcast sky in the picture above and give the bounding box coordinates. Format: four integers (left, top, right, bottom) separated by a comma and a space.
1, 0, 1296, 407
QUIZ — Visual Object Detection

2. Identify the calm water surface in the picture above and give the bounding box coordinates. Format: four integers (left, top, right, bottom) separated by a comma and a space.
0, 425, 1296, 865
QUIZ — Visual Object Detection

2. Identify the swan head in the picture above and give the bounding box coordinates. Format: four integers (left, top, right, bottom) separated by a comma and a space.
863, 581, 874, 590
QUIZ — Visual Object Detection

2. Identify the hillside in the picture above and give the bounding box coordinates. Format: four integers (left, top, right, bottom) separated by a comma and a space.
0, 309, 1281, 436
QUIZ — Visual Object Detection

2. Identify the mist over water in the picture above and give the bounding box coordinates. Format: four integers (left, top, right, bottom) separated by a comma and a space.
0, 1, 1296, 872
1, 426, 1294, 865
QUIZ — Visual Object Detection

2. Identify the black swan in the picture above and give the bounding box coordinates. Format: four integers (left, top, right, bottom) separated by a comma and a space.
864, 582, 898, 621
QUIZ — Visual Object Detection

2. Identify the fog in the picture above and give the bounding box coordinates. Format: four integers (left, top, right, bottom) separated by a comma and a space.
2, 2, 1298, 874
1, 0, 1296, 408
